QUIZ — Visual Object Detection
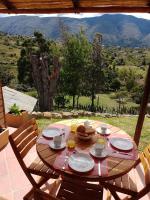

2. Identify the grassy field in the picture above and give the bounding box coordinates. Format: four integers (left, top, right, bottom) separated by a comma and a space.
67, 93, 138, 108
37, 116, 150, 151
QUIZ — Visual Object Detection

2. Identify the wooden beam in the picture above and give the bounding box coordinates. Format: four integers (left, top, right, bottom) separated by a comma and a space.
72, 0, 80, 13
134, 65, 150, 146
0, 6, 150, 14
0, 0, 16, 10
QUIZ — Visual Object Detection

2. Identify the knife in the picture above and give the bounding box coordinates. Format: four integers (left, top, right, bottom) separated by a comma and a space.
98, 161, 101, 176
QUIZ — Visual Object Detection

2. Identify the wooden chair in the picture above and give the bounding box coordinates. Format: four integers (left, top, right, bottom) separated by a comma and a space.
102, 144, 150, 200
34, 178, 105, 200
56, 178, 103, 200
34, 189, 58, 200
0, 82, 6, 128
0, 82, 9, 150
9, 118, 59, 200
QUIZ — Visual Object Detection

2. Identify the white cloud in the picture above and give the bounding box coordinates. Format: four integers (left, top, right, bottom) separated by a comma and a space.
0, 13, 150, 20
125, 13, 150, 20
46, 13, 102, 18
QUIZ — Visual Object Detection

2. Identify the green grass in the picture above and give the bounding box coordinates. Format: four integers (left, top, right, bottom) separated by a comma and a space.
67, 93, 138, 108
37, 116, 150, 151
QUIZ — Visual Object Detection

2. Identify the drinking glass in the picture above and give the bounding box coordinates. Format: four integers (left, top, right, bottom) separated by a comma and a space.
70, 119, 78, 133
67, 139, 76, 149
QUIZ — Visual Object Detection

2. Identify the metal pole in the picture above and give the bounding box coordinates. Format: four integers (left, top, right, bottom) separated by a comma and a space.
134, 64, 150, 146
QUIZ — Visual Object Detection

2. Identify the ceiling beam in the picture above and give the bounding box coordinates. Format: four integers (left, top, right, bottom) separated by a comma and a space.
72, 0, 80, 13
0, 6, 150, 14
1, 0, 16, 10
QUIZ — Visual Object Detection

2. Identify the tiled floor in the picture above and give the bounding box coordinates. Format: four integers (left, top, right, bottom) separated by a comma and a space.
0, 131, 150, 200
0, 143, 31, 200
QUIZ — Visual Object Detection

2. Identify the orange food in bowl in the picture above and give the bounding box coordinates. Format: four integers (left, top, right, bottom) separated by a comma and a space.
76, 125, 86, 133
76, 125, 95, 140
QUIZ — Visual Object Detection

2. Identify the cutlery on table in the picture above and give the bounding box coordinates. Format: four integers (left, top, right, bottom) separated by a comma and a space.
62, 155, 69, 170
112, 150, 132, 156
62, 150, 76, 170
98, 161, 101, 176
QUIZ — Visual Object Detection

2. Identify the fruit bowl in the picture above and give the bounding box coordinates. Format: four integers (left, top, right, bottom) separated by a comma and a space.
76, 126, 95, 141
77, 133, 93, 140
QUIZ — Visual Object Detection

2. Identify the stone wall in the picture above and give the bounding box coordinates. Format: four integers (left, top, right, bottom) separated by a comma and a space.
30, 110, 144, 119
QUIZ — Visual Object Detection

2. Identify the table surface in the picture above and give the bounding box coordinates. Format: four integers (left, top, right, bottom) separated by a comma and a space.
36, 119, 138, 181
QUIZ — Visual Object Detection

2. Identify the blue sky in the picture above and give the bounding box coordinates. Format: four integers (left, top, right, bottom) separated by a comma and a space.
1, 13, 150, 20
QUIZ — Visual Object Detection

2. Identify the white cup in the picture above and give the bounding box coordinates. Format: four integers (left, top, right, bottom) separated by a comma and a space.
95, 143, 105, 156
84, 121, 90, 128
53, 135, 62, 147
101, 124, 108, 134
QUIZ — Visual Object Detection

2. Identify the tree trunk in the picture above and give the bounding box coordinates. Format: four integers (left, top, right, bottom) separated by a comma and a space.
76, 96, 79, 108
91, 96, 95, 112
72, 95, 75, 109
96, 95, 99, 107
30, 54, 60, 111
91, 82, 95, 112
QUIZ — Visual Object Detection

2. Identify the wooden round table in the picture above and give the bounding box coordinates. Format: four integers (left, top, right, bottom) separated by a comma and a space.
36, 119, 138, 182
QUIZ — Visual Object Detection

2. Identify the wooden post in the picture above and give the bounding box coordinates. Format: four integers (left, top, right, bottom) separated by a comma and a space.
134, 64, 150, 146
0, 82, 6, 128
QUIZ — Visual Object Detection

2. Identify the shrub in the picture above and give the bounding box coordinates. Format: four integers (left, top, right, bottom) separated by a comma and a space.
9, 103, 21, 115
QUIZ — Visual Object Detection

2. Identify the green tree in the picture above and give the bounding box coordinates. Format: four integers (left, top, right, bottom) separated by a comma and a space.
118, 67, 142, 92
62, 30, 91, 108
103, 66, 121, 91
85, 33, 104, 111
0, 66, 15, 86
131, 85, 144, 104
115, 90, 128, 112
17, 48, 33, 87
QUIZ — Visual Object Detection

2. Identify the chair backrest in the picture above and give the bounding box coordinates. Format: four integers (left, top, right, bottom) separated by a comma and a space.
34, 189, 59, 200
128, 145, 150, 200
9, 118, 38, 186
139, 144, 150, 185
0, 82, 6, 128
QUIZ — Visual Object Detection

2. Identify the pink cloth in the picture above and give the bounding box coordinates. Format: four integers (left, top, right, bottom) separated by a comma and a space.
106, 133, 138, 160
37, 124, 70, 145
53, 148, 108, 177
37, 122, 138, 178
48, 124, 70, 139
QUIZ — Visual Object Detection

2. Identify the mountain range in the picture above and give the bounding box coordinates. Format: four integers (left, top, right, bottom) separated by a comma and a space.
0, 14, 150, 47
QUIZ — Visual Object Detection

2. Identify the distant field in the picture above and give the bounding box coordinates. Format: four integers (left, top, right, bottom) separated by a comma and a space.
25, 91, 139, 111
37, 116, 150, 151
67, 93, 138, 108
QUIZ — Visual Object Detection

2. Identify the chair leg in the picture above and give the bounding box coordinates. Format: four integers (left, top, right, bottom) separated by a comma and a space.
109, 189, 121, 200
37, 176, 50, 188
23, 188, 34, 200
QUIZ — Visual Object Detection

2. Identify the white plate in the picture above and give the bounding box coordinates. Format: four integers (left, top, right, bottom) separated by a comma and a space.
90, 146, 108, 158
96, 127, 111, 135
42, 127, 61, 138
49, 141, 66, 150
109, 138, 133, 151
68, 152, 94, 173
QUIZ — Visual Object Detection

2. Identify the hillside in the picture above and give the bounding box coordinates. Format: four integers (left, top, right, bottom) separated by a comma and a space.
0, 14, 150, 47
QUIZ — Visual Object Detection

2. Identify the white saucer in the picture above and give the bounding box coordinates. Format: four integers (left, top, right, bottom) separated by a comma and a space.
42, 127, 61, 138
96, 127, 111, 135
90, 146, 108, 158
49, 141, 66, 150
